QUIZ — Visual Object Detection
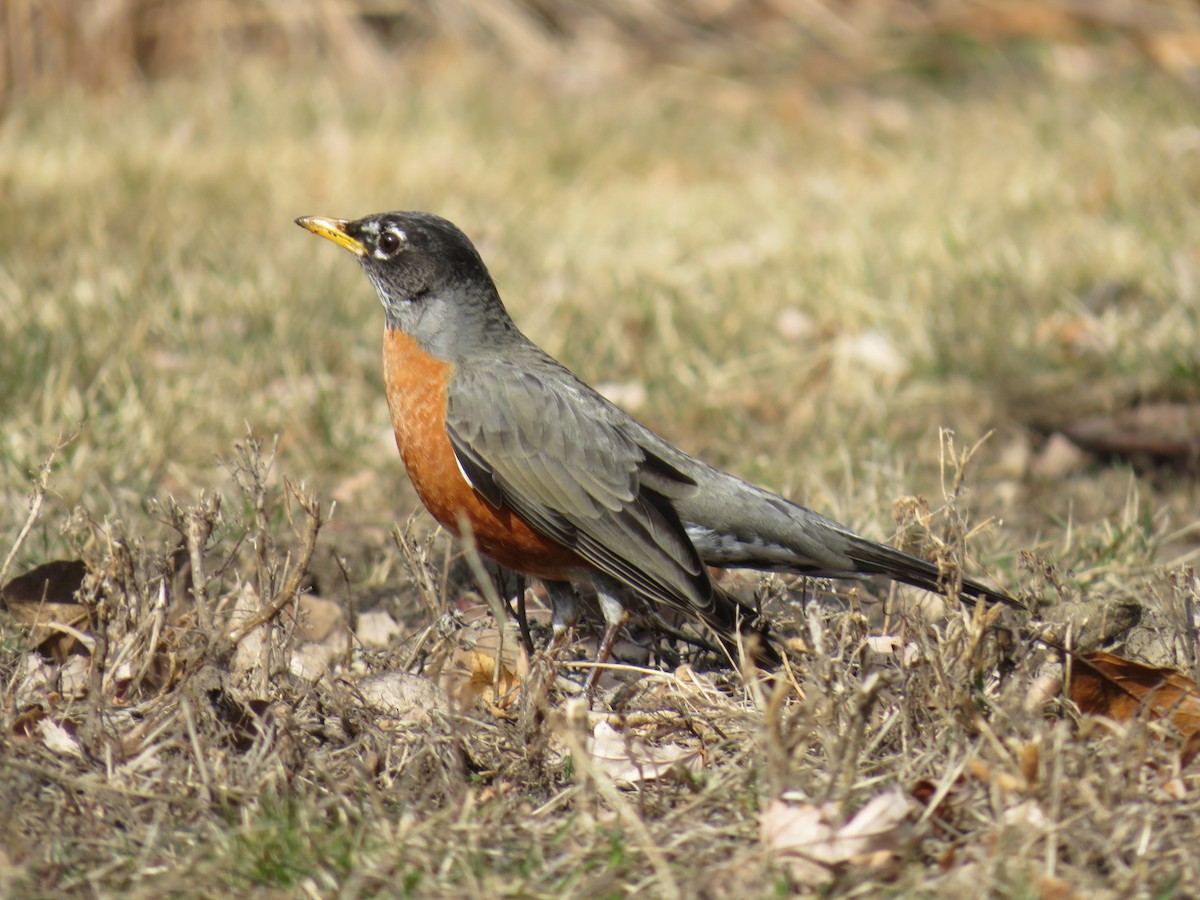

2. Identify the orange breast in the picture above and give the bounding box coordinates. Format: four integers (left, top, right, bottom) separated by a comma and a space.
382, 327, 582, 580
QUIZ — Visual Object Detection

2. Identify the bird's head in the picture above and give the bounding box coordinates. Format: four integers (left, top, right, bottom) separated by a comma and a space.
296, 211, 513, 358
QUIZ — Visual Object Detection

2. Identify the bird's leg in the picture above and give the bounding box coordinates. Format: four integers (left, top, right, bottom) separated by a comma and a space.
586, 621, 627, 700
520, 580, 580, 728
584, 577, 630, 702
545, 579, 580, 657
512, 573, 534, 658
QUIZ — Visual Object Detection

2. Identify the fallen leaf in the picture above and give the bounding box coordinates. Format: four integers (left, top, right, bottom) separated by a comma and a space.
35, 718, 83, 759
1, 559, 87, 607
464, 648, 521, 707
57, 654, 90, 699
445, 624, 526, 710
1069, 650, 1200, 737
12, 704, 48, 736
589, 721, 703, 785
1, 560, 92, 659
11, 652, 56, 711
937, 844, 957, 870
763, 790, 912, 885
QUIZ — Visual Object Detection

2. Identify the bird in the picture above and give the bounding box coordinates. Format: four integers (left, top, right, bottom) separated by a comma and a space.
295, 211, 1021, 684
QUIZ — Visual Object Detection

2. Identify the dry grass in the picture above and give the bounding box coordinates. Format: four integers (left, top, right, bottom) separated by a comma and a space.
7, 0, 1200, 101
1, 46, 1199, 896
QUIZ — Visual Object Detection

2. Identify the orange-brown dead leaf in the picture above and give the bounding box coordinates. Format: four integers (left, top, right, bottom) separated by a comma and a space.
1069, 650, 1200, 737
454, 645, 522, 711
436, 618, 530, 713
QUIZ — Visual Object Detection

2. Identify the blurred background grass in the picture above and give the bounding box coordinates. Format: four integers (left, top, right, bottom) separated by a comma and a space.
7, 0, 1200, 95
1, 0, 1198, 583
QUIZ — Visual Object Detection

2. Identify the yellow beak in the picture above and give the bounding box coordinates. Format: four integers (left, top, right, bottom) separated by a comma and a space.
295, 216, 366, 257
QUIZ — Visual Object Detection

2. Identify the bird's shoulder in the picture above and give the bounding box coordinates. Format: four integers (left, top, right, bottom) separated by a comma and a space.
447, 343, 699, 498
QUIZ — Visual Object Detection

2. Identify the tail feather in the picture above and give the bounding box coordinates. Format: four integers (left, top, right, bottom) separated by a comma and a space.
840, 533, 1022, 610
678, 469, 1024, 613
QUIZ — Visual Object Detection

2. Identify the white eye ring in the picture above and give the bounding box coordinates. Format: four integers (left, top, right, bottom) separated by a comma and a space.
376, 228, 407, 258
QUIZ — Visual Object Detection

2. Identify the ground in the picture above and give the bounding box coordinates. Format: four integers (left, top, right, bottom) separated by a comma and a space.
1, 47, 1199, 897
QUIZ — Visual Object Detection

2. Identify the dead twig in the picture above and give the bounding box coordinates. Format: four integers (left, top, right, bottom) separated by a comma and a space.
219, 481, 323, 656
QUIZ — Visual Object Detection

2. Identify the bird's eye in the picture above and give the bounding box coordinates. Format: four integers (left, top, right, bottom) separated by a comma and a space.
377, 228, 407, 257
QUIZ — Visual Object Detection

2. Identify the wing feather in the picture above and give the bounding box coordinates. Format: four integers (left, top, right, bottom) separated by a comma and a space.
445, 356, 710, 614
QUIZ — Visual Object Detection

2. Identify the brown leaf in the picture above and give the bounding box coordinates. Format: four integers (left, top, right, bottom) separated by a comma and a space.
1070, 650, 1200, 736
444, 624, 526, 711
461, 648, 520, 708
0, 560, 92, 659
1, 559, 87, 607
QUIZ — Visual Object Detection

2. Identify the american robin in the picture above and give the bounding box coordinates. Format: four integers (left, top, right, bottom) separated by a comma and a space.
296, 211, 1021, 677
